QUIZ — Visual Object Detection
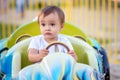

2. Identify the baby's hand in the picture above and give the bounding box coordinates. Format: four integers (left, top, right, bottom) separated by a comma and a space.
39, 49, 49, 59
68, 50, 78, 61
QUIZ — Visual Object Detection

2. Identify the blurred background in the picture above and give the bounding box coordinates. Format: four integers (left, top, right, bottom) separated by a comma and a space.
0, 0, 120, 79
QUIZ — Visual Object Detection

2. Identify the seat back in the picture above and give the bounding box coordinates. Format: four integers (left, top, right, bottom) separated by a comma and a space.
6, 21, 93, 49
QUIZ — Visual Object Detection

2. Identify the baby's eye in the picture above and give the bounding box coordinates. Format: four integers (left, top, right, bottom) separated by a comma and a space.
41, 23, 45, 26
51, 23, 55, 26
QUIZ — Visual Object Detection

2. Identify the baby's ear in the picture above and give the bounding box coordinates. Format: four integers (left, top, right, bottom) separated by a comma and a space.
61, 23, 64, 29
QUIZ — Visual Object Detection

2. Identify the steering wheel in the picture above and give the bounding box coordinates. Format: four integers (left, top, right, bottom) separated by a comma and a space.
46, 41, 70, 52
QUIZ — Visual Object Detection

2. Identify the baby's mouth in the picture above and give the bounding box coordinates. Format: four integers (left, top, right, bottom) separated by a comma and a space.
45, 32, 52, 35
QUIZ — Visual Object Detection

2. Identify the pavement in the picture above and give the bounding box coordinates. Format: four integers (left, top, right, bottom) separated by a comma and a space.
110, 64, 120, 80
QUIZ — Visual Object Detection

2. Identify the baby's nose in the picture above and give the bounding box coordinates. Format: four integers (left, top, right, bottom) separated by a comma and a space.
45, 25, 51, 30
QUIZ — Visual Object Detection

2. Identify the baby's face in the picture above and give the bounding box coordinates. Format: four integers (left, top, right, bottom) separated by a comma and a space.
39, 12, 63, 41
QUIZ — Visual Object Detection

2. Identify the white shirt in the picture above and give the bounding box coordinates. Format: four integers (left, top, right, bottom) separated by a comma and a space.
28, 34, 74, 54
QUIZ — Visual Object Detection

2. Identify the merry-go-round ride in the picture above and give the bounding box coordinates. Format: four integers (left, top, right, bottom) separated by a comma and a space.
0, 20, 110, 80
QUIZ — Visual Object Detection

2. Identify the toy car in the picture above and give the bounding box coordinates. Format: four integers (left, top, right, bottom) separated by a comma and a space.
0, 21, 110, 80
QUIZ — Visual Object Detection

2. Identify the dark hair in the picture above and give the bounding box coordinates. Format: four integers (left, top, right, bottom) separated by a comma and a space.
38, 6, 65, 24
